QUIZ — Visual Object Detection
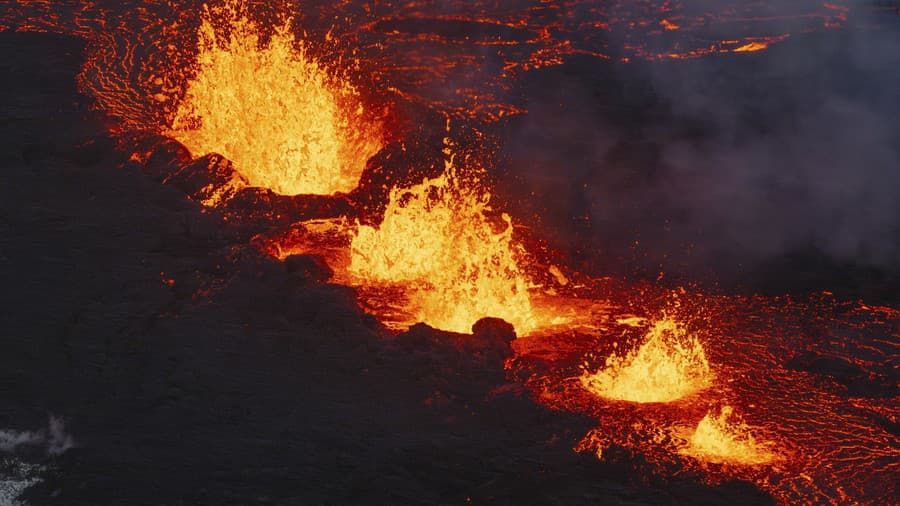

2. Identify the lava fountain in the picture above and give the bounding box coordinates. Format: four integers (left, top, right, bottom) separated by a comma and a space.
168, 1, 382, 195
348, 148, 539, 334
580, 317, 711, 403
682, 406, 777, 466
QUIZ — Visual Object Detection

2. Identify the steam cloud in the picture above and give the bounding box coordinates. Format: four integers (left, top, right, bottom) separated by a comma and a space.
506, 3, 900, 283
641, 5, 900, 267
0, 416, 74, 456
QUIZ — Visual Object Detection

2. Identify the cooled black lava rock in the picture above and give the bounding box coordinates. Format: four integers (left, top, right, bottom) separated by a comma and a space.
163, 153, 240, 196
472, 316, 516, 343
283, 254, 334, 284
470, 316, 517, 362
350, 139, 444, 225
393, 318, 516, 371
224, 187, 357, 223
786, 351, 899, 398
124, 134, 193, 181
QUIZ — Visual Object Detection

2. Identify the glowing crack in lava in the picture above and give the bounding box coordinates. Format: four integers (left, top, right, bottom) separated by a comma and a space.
348, 151, 538, 334
681, 406, 777, 465
580, 317, 711, 403
168, 1, 382, 195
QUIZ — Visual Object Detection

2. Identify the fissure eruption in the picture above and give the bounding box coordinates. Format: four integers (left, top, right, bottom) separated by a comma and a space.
3, 1, 898, 505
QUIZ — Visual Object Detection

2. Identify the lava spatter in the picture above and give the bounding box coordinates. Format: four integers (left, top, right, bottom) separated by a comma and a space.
348, 150, 540, 335
168, 1, 382, 196
580, 316, 712, 403
681, 405, 777, 465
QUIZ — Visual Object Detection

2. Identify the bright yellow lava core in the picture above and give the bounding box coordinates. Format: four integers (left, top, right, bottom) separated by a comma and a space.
581, 317, 711, 403
682, 406, 777, 465
169, 1, 381, 196
348, 151, 539, 334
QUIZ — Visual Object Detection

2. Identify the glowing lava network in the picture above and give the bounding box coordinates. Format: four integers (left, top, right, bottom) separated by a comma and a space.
3, 1, 899, 505
520, 292, 898, 504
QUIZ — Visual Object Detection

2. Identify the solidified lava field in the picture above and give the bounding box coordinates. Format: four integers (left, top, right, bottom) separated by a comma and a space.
1, 1, 899, 505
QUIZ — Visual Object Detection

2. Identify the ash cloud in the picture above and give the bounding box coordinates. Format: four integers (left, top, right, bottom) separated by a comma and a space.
505, 3, 900, 285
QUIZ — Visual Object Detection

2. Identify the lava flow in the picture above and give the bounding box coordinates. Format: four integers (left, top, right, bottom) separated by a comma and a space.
168, 1, 383, 195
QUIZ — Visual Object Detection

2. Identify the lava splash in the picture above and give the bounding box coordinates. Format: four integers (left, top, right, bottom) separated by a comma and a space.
580, 316, 711, 403
681, 406, 777, 466
168, 1, 382, 195
349, 149, 539, 334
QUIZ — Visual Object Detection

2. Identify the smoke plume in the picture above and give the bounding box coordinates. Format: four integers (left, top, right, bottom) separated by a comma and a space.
505, 2, 900, 286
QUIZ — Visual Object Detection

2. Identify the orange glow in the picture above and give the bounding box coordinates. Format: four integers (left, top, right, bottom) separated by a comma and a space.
519, 293, 899, 504
169, 1, 382, 196
580, 317, 711, 403
348, 149, 539, 334
660, 19, 680, 31
682, 406, 776, 465
732, 41, 770, 53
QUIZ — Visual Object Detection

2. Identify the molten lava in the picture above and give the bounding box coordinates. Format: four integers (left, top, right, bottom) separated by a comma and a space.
580, 317, 711, 403
349, 151, 538, 334
168, 1, 382, 195
518, 291, 898, 505
682, 406, 777, 465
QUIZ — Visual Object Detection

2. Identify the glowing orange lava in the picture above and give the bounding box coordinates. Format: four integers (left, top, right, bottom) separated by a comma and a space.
580, 317, 711, 403
168, 1, 382, 196
731, 36, 791, 53
660, 19, 680, 31
732, 41, 770, 53
681, 406, 777, 465
348, 148, 540, 334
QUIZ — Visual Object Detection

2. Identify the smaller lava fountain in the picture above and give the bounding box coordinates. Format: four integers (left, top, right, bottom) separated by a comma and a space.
168, 0, 382, 196
681, 406, 777, 466
349, 148, 539, 334
580, 317, 711, 403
